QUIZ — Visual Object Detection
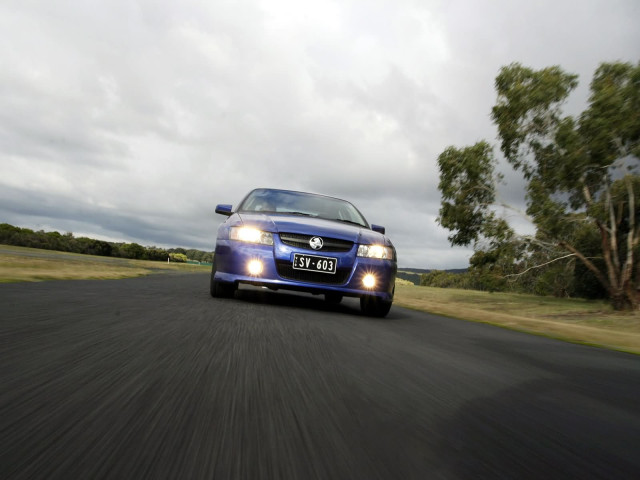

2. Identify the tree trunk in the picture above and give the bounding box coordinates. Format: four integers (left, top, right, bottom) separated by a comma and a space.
611, 289, 636, 311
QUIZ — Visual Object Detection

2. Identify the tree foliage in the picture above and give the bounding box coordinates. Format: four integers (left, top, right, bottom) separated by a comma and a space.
437, 61, 640, 310
169, 253, 188, 263
420, 270, 467, 289
437, 141, 502, 246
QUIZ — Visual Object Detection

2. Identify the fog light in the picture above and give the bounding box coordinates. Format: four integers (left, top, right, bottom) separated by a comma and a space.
247, 259, 263, 276
363, 274, 376, 289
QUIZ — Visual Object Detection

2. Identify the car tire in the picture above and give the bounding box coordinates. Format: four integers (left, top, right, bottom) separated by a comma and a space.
360, 295, 392, 317
210, 258, 236, 298
324, 293, 343, 304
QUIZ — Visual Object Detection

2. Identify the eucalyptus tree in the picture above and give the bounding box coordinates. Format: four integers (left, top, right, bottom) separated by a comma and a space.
437, 62, 639, 310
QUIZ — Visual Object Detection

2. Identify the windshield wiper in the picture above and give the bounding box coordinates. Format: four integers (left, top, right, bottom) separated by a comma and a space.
285, 211, 316, 217
332, 218, 366, 227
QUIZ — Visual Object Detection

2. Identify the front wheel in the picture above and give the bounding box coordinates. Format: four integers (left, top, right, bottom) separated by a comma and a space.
360, 295, 392, 318
210, 258, 236, 298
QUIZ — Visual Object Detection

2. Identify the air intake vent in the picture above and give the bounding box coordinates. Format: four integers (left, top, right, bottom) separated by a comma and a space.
279, 233, 353, 252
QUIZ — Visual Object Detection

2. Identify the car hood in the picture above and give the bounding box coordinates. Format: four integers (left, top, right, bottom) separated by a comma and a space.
236, 213, 390, 246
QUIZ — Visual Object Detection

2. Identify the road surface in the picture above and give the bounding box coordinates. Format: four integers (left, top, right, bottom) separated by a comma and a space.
2, 273, 639, 479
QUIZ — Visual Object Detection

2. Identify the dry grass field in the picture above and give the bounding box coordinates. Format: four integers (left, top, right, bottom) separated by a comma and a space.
2, 244, 638, 354
395, 284, 640, 354
0, 245, 209, 282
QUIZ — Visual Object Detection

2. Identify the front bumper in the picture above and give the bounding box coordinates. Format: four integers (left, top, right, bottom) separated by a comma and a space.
214, 239, 396, 302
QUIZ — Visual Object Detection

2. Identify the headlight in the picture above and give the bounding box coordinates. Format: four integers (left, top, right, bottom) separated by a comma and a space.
357, 244, 394, 260
230, 226, 274, 245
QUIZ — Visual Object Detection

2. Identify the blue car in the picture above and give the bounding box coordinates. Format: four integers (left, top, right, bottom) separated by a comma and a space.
211, 188, 397, 317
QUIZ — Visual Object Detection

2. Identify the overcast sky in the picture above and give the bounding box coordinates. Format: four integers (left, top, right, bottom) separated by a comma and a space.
1, 0, 638, 268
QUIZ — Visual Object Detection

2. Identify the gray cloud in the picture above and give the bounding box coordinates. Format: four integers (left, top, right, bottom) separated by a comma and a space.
1, 0, 638, 269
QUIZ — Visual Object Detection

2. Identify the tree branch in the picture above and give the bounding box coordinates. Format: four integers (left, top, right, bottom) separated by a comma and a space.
581, 179, 593, 206
504, 253, 576, 278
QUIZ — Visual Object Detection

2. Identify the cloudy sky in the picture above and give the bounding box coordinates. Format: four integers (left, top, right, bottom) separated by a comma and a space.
1, 0, 638, 268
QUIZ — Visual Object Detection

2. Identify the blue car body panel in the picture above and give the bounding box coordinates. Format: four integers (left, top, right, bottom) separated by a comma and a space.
212, 189, 397, 303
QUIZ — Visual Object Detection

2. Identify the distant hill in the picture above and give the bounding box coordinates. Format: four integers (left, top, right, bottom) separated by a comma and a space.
396, 267, 467, 285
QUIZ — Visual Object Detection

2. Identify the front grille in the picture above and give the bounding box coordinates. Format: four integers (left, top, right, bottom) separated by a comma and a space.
276, 261, 351, 285
279, 233, 353, 252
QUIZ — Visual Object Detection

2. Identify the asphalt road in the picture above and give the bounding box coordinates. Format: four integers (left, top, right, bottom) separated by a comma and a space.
2, 273, 640, 479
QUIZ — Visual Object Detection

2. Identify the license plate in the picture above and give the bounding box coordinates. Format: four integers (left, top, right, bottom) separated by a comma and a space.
292, 253, 337, 274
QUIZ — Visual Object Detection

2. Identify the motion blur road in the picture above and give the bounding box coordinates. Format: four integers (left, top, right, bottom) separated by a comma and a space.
2, 274, 639, 479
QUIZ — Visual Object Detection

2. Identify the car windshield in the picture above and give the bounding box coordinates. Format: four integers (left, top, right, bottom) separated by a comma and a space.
238, 189, 369, 228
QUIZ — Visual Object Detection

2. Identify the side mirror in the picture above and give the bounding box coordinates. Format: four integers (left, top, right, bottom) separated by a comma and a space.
215, 204, 233, 216
371, 224, 385, 234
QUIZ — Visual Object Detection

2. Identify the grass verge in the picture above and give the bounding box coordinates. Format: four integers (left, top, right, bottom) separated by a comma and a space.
0, 244, 210, 282
395, 284, 640, 355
